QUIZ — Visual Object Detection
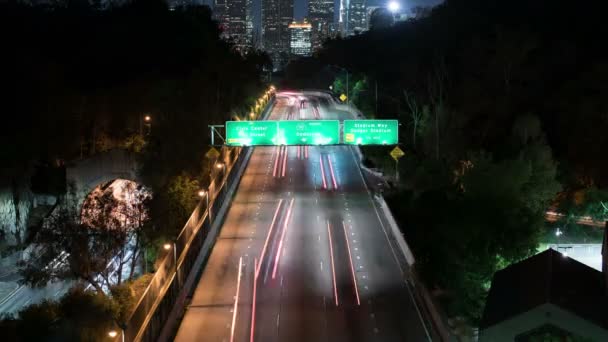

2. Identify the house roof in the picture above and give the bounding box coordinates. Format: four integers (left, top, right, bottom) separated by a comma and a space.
480, 248, 608, 330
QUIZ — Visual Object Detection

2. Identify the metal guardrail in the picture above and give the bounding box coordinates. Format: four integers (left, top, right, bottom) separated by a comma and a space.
117, 97, 276, 342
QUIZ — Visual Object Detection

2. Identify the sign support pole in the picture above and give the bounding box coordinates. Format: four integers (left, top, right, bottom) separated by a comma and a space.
395, 159, 399, 183
208, 125, 225, 146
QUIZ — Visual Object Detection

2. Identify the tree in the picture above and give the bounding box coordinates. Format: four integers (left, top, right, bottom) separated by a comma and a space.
404, 90, 427, 148
19, 190, 147, 291
56, 288, 116, 341
0, 287, 119, 342
369, 8, 394, 31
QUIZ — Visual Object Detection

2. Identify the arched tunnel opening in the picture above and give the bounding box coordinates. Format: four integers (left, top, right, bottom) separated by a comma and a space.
79, 179, 152, 289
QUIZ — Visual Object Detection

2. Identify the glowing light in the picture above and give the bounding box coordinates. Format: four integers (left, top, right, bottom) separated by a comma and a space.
327, 155, 338, 190
230, 257, 243, 342
108, 331, 118, 338
163, 243, 172, 251
272, 198, 295, 279
273, 146, 281, 178
198, 190, 207, 198
250, 258, 258, 342
256, 199, 284, 278
281, 146, 288, 178
320, 155, 327, 189
388, 1, 400, 12
144, 115, 151, 122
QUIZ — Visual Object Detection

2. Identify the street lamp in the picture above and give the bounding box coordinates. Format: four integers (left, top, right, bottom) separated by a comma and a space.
198, 189, 211, 224
198, 189, 211, 223
140, 114, 152, 136
216, 162, 225, 170
164, 242, 178, 275
108, 328, 125, 342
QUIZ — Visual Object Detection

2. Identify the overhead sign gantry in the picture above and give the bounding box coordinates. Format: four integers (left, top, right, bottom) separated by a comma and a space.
224, 119, 399, 146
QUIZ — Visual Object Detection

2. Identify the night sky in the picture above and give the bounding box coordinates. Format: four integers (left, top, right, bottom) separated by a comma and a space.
199, 0, 444, 38
293, 0, 444, 20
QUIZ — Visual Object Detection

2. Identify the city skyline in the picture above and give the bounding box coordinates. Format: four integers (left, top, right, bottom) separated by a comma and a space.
214, 0, 443, 44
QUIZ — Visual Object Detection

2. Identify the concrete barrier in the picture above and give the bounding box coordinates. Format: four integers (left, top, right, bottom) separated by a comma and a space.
376, 196, 416, 266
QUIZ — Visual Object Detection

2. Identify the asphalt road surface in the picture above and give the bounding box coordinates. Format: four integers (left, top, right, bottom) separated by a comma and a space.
174, 92, 430, 342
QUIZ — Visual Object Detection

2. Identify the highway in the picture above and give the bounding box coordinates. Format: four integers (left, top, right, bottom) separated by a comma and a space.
174, 92, 430, 341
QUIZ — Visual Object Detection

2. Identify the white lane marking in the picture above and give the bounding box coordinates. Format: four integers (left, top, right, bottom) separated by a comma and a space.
327, 221, 339, 307
342, 221, 361, 305
229, 257, 243, 342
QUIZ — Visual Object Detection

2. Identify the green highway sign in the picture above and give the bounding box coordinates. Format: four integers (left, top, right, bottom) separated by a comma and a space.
225, 119, 396, 146
277, 120, 340, 145
343, 120, 399, 145
225, 121, 278, 146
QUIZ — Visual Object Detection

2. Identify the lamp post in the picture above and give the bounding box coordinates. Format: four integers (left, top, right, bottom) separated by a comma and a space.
198, 189, 211, 224
140, 114, 152, 136
163, 242, 178, 275
108, 328, 125, 342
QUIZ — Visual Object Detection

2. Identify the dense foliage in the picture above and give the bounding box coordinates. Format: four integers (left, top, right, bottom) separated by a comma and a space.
0, 287, 129, 342
297, 0, 608, 323
1, 0, 268, 332
0, 0, 268, 248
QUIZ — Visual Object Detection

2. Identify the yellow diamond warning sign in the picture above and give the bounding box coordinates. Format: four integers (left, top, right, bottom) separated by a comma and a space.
390, 146, 405, 160
205, 147, 220, 159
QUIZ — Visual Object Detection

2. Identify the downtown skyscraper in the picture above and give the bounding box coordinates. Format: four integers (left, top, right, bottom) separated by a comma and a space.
348, 0, 367, 34
262, 0, 294, 70
289, 21, 313, 57
308, 0, 334, 50
214, 0, 252, 52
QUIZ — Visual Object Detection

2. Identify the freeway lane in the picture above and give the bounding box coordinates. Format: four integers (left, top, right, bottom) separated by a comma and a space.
174, 92, 430, 341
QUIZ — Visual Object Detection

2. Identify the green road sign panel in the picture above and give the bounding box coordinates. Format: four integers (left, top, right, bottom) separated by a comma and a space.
225, 121, 278, 146
343, 120, 399, 145
277, 120, 340, 145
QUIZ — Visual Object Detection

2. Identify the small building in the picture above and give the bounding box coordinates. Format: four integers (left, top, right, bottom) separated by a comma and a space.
480, 248, 608, 341
288, 21, 312, 58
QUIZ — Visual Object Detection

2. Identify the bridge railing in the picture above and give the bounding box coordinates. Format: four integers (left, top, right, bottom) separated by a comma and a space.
116, 97, 275, 342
